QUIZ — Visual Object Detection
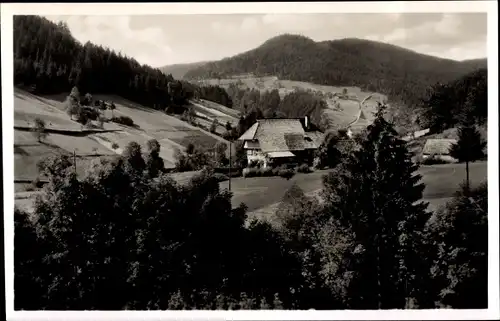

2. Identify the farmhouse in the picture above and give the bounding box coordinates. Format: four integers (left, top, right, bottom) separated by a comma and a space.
238, 117, 321, 168
422, 138, 458, 162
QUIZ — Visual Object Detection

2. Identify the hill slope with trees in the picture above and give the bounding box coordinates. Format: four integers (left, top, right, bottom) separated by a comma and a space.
160, 61, 209, 80
183, 34, 487, 107
419, 68, 487, 132
14, 15, 192, 110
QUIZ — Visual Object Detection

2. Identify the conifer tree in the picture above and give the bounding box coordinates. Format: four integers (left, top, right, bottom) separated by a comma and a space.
449, 94, 486, 191
321, 103, 431, 309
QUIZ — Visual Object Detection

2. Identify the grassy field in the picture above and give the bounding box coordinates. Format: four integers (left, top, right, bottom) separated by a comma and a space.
188, 100, 241, 135
198, 76, 386, 102
13, 89, 233, 185
193, 99, 241, 119
220, 161, 488, 221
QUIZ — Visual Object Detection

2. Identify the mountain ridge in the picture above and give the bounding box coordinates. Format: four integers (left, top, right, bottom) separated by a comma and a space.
160, 61, 210, 80
175, 34, 486, 106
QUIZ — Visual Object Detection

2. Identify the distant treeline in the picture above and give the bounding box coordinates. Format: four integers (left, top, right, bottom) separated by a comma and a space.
191, 83, 326, 130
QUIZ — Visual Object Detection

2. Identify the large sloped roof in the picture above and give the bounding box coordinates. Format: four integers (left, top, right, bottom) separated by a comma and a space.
238, 122, 259, 141
305, 131, 325, 147
238, 119, 316, 152
422, 139, 457, 155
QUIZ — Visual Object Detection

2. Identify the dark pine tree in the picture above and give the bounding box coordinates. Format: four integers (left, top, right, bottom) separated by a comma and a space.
13, 15, 192, 111
449, 94, 486, 191
321, 103, 431, 309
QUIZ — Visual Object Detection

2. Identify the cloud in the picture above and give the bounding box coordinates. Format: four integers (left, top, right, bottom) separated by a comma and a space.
382, 13, 483, 47
45, 13, 487, 66
261, 14, 321, 32
45, 15, 173, 67
241, 17, 258, 32
414, 40, 487, 61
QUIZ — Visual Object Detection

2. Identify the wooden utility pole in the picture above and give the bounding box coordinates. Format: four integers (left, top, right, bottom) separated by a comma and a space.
466, 160, 470, 193
73, 149, 77, 174
228, 141, 232, 191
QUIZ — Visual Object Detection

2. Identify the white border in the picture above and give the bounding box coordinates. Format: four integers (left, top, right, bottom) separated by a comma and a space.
2, 2, 498, 320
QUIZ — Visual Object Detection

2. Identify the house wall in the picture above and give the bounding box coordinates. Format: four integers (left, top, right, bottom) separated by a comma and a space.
422, 154, 457, 163
246, 149, 268, 167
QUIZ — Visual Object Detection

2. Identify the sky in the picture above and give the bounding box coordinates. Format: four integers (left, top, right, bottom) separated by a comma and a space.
44, 13, 488, 68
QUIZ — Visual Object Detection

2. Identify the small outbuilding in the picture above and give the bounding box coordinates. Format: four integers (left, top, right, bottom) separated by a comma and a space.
422, 138, 458, 163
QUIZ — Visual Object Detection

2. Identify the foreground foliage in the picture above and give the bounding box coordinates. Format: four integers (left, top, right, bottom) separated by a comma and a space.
15, 143, 304, 310
15, 105, 488, 310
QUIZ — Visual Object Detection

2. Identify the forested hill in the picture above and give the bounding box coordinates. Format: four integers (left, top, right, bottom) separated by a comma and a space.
420, 67, 487, 132
183, 34, 487, 107
160, 61, 209, 80
13, 15, 191, 109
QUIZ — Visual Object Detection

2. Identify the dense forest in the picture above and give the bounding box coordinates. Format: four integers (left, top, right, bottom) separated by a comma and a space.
183, 34, 486, 108
419, 68, 488, 133
13, 15, 193, 110
160, 61, 210, 80
196, 84, 234, 108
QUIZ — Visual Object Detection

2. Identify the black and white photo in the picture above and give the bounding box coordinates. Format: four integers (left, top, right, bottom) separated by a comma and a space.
2, 2, 498, 320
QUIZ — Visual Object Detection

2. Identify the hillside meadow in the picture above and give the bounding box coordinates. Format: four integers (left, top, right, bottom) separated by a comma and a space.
197, 76, 386, 130
13, 88, 233, 185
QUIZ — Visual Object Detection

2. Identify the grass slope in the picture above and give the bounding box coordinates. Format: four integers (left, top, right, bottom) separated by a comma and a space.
13, 88, 233, 185
223, 161, 487, 222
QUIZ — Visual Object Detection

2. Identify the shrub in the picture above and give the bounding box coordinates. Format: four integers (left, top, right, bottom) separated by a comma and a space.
297, 163, 312, 173
111, 116, 134, 127
279, 168, 296, 180
85, 119, 94, 129
210, 119, 219, 134
32, 117, 48, 142
259, 167, 273, 177
249, 160, 263, 168
242, 167, 260, 178
97, 116, 105, 129
111, 143, 119, 150
24, 184, 35, 192
421, 155, 450, 165
213, 173, 229, 182
80, 106, 99, 121
222, 130, 233, 140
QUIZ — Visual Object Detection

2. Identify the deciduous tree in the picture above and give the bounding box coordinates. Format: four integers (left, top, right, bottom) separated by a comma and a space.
32, 117, 48, 143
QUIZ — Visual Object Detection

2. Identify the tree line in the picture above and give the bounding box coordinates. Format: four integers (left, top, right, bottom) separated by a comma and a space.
13, 15, 193, 111
418, 68, 487, 133
15, 105, 487, 310
187, 81, 327, 131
